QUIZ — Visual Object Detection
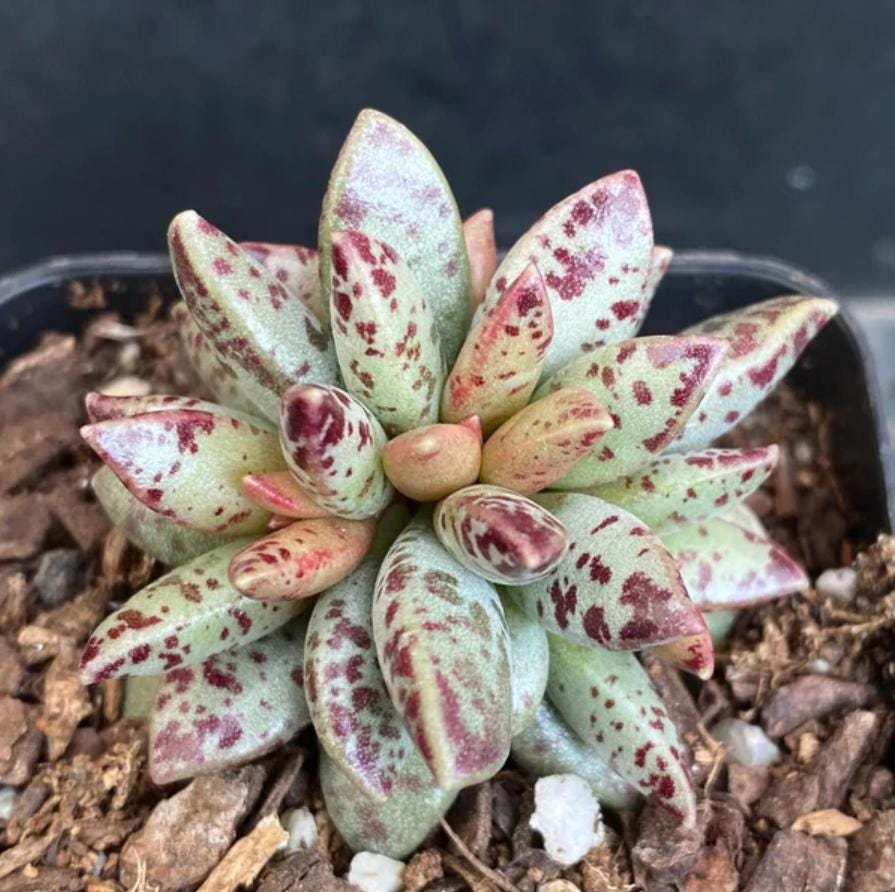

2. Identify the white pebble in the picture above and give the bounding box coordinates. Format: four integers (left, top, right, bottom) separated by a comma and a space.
99, 375, 152, 397
816, 567, 857, 603
0, 786, 17, 821
347, 852, 405, 892
807, 658, 833, 674
711, 718, 780, 767
281, 806, 318, 853
529, 774, 605, 867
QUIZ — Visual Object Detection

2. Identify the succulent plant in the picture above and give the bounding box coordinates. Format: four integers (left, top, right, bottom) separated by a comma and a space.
79, 108, 836, 858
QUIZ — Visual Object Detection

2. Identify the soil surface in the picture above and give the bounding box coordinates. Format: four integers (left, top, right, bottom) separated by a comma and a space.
0, 281, 893, 891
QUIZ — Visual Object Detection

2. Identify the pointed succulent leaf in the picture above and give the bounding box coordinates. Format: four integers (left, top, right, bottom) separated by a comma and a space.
79, 541, 305, 684
123, 675, 162, 719
502, 594, 549, 734
81, 409, 283, 535
320, 747, 455, 859
228, 516, 376, 601
479, 388, 613, 495
483, 171, 653, 379
168, 210, 338, 421
149, 617, 311, 784
320, 109, 470, 363
723, 502, 768, 536
85, 391, 270, 428
703, 609, 739, 646
241, 471, 332, 519
381, 422, 481, 502
537, 336, 727, 489
661, 518, 808, 610
441, 262, 553, 434
329, 230, 445, 434
644, 627, 715, 681
92, 467, 228, 566
463, 208, 497, 310
547, 635, 696, 824
636, 245, 673, 327
240, 241, 328, 325
280, 383, 393, 519
586, 446, 778, 531
673, 295, 838, 452
511, 701, 642, 810
434, 484, 569, 585
372, 517, 513, 790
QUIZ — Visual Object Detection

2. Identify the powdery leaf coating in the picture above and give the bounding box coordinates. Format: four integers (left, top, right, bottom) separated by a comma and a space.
229, 516, 376, 601
92, 467, 228, 567
441, 262, 553, 434
673, 295, 838, 453
511, 701, 642, 810
483, 170, 653, 379
280, 383, 393, 520
320, 747, 456, 859
241, 471, 333, 519
85, 391, 271, 429
661, 518, 808, 610
241, 241, 328, 325
381, 423, 481, 502
79, 541, 305, 685
586, 446, 778, 531
502, 594, 549, 734
149, 617, 311, 784
372, 517, 512, 790
537, 336, 727, 489
479, 388, 614, 495
319, 109, 470, 364
168, 210, 338, 421
81, 409, 284, 536
434, 485, 569, 585
329, 230, 445, 435
547, 635, 697, 825
463, 208, 497, 310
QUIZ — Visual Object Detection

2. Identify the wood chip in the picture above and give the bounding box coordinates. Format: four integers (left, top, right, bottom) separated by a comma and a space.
742, 829, 846, 891
791, 809, 863, 837
35, 645, 93, 760
762, 675, 875, 738
198, 813, 288, 892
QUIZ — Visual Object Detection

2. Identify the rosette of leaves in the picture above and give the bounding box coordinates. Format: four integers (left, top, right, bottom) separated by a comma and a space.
79, 109, 836, 858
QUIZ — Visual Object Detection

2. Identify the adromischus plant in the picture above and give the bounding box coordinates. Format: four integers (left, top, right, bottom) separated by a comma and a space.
78, 109, 836, 858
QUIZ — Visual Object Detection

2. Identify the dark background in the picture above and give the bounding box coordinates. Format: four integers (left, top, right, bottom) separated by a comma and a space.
2, 0, 894, 292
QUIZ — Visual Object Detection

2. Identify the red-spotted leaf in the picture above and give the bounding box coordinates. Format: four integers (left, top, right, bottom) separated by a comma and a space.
587, 446, 778, 531
644, 627, 715, 681
372, 517, 512, 790
320, 109, 470, 363
228, 516, 376, 601
464, 208, 497, 310
479, 388, 614, 495
434, 485, 569, 585
320, 747, 456, 859
79, 541, 305, 685
502, 594, 549, 734
636, 245, 673, 327
85, 391, 271, 428
723, 502, 768, 536
547, 635, 696, 825
441, 263, 553, 434
241, 471, 332, 519
81, 409, 283, 535
329, 230, 445, 434
511, 700, 642, 810
537, 336, 727, 489
148, 617, 311, 784
674, 295, 838, 452
280, 383, 393, 519
661, 518, 808, 610
241, 241, 327, 325
168, 210, 338, 421
92, 467, 228, 567
484, 171, 653, 378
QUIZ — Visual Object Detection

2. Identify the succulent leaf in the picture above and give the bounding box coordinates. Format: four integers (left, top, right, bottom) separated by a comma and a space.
703, 609, 739, 646
381, 422, 481, 502
280, 383, 393, 519
479, 388, 614, 495
81, 409, 284, 535
502, 594, 549, 734
92, 467, 228, 566
149, 617, 311, 784
484, 171, 653, 378
123, 675, 162, 719
241, 471, 333, 519
329, 230, 445, 434
319, 108, 470, 363
434, 484, 569, 585
547, 635, 696, 824
723, 502, 768, 536
85, 391, 271, 429
441, 262, 553, 434
586, 446, 778, 531
168, 210, 338, 421
79, 540, 305, 684
661, 518, 808, 610
637, 245, 673, 325
228, 516, 376, 601
537, 336, 727, 489
673, 295, 838, 452
372, 517, 513, 790
511, 700, 642, 810
463, 208, 497, 310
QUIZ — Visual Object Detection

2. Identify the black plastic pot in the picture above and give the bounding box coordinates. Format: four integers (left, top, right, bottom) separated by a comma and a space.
1, 250, 891, 536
